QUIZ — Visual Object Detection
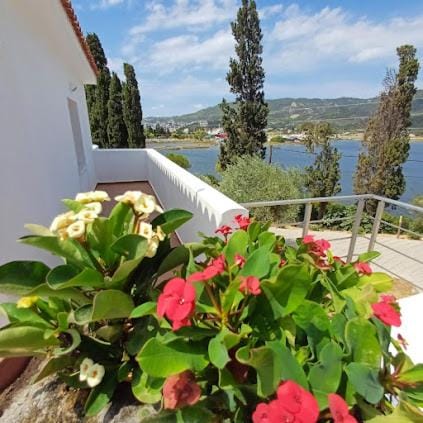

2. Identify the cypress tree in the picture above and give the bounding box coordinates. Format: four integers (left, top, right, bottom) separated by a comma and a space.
302, 122, 341, 218
107, 73, 128, 148
122, 63, 146, 148
218, 0, 268, 170
354, 45, 419, 209
85, 33, 110, 148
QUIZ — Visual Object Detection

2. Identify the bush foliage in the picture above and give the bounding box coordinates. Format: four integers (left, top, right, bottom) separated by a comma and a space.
166, 153, 191, 170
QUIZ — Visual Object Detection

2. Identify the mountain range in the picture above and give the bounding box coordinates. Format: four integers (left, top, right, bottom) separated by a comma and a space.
145, 90, 423, 131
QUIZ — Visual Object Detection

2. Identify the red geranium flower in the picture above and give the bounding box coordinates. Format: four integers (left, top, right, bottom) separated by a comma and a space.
328, 393, 358, 423
235, 253, 246, 268
157, 278, 196, 331
163, 371, 201, 410
239, 276, 261, 296
371, 295, 401, 327
215, 225, 232, 238
354, 261, 372, 275
234, 214, 251, 230
276, 380, 319, 422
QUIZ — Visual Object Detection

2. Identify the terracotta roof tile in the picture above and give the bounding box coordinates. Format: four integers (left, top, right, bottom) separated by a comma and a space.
60, 0, 98, 76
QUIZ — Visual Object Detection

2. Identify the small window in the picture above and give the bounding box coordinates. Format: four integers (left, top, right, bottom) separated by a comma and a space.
67, 98, 86, 175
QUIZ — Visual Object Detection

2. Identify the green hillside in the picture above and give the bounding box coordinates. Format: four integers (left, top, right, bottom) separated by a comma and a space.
146, 90, 423, 131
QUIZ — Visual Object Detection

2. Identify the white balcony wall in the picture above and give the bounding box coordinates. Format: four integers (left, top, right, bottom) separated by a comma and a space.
93, 149, 247, 243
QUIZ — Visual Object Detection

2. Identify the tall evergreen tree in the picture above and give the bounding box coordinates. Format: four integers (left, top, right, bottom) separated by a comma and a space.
85, 33, 110, 148
302, 122, 341, 218
122, 63, 146, 148
218, 0, 268, 170
107, 73, 128, 148
354, 45, 419, 208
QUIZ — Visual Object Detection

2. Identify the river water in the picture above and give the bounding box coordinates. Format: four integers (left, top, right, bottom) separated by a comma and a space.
162, 140, 423, 203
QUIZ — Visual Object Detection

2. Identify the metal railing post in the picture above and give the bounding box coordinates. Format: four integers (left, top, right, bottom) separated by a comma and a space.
347, 199, 364, 263
302, 203, 313, 238
368, 199, 385, 252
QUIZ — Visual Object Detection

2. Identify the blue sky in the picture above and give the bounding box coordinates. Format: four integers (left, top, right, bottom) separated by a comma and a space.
75, 0, 423, 117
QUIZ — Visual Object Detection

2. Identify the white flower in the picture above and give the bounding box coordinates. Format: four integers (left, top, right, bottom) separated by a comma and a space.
87, 363, 105, 388
114, 191, 142, 205
138, 222, 153, 240
76, 210, 98, 223
155, 226, 166, 241
66, 221, 85, 239
84, 202, 102, 215
155, 204, 164, 214
75, 191, 110, 204
134, 194, 157, 215
49, 212, 75, 233
79, 358, 94, 382
146, 237, 160, 258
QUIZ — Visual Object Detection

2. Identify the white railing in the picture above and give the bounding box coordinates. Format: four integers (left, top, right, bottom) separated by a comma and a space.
93, 148, 247, 243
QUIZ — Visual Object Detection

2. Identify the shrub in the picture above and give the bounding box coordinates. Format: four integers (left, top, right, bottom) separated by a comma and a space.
199, 173, 220, 188
270, 135, 286, 143
0, 196, 422, 421
218, 155, 305, 224
166, 153, 191, 169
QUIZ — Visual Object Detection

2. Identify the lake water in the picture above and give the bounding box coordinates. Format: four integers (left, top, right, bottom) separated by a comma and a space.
162, 140, 423, 203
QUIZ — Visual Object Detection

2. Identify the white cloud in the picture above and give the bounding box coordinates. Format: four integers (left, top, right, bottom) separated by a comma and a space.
130, 0, 237, 35
267, 6, 423, 72
91, 0, 125, 10
107, 57, 125, 79
259, 4, 283, 20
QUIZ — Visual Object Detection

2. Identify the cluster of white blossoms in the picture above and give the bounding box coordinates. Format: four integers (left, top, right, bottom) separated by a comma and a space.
79, 358, 105, 388
49, 191, 110, 240
115, 191, 165, 258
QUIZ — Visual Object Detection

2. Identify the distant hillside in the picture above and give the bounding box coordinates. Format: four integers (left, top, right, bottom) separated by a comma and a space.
146, 90, 423, 131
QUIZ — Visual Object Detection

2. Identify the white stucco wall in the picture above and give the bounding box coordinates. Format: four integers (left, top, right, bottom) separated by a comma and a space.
0, 1, 97, 325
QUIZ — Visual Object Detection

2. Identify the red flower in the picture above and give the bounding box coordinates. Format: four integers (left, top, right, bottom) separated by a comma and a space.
276, 380, 319, 422
239, 276, 261, 296
303, 234, 315, 244
215, 225, 232, 237
303, 235, 331, 257
187, 255, 226, 283
234, 214, 251, 230
371, 296, 401, 327
252, 381, 319, 423
211, 255, 226, 272
279, 259, 287, 268
157, 278, 196, 331
354, 261, 372, 275
163, 371, 201, 410
328, 393, 358, 423
235, 253, 246, 268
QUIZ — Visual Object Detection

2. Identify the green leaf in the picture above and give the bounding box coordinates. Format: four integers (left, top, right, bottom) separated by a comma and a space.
357, 251, 381, 262
345, 362, 384, 404
91, 290, 134, 321
0, 303, 52, 327
19, 236, 95, 269
33, 356, 75, 383
137, 338, 208, 378
130, 302, 157, 319
62, 199, 85, 212
0, 261, 50, 295
151, 209, 193, 234
247, 222, 261, 242
86, 217, 116, 267
236, 345, 280, 397
96, 325, 122, 343
24, 224, 53, 237
53, 329, 81, 356
239, 246, 271, 278
156, 246, 190, 277
132, 368, 163, 404
0, 326, 59, 356
208, 336, 230, 369
263, 264, 312, 318
357, 272, 393, 292
308, 342, 343, 408
293, 301, 330, 333
84, 370, 118, 417
345, 318, 381, 368
397, 364, 423, 384
46, 265, 104, 290
73, 304, 93, 325
224, 230, 249, 266
28, 283, 90, 306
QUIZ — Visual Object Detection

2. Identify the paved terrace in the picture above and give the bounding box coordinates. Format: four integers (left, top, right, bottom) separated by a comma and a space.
272, 227, 423, 292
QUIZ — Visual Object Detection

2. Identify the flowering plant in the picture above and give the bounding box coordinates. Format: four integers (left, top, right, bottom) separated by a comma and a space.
0, 196, 422, 421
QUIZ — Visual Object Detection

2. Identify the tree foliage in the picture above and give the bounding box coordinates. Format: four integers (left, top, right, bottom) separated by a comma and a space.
302, 122, 341, 218
107, 73, 128, 148
85, 33, 110, 148
123, 63, 146, 149
354, 45, 419, 208
218, 0, 268, 170
165, 153, 191, 169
